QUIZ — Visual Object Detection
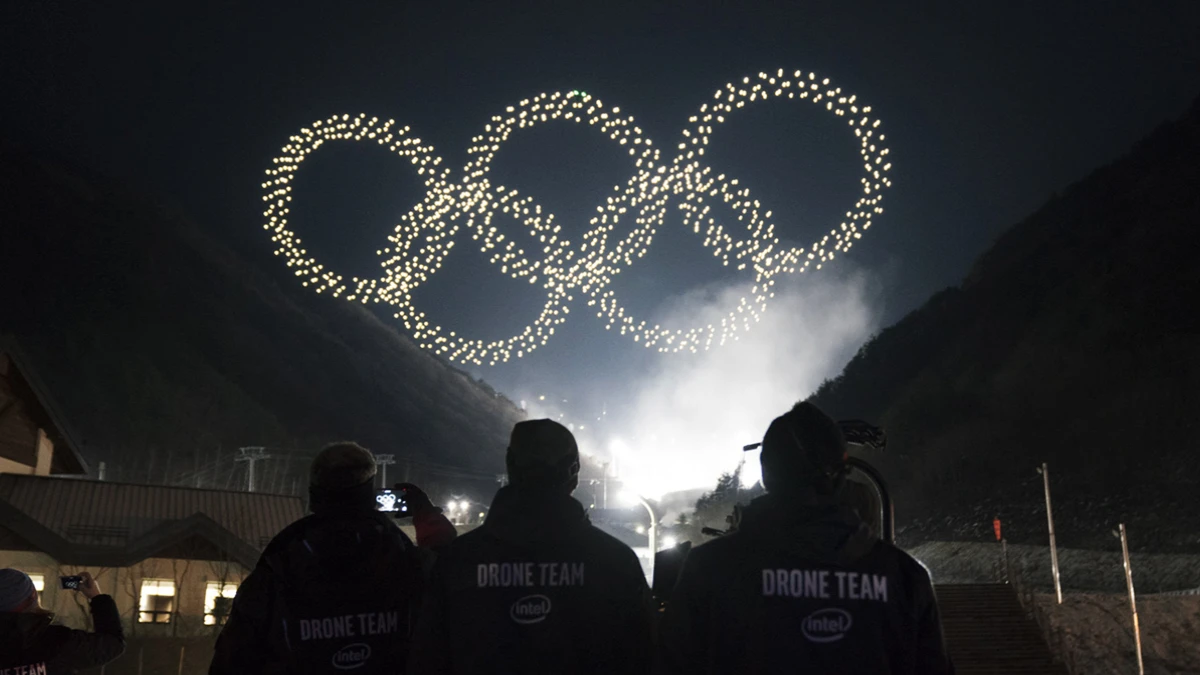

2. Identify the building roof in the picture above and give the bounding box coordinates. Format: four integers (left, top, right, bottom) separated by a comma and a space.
0, 336, 89, 475
0, 474, 305, 568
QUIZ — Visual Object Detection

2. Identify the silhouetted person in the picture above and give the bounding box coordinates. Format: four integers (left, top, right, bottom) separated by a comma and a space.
210, 442, 456, 674
409, 419, 653, 675
0, 569, 125, 674
659, 402, 953, 675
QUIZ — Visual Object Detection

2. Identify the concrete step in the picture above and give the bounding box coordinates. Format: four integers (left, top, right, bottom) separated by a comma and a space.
935, 583, 1067, 675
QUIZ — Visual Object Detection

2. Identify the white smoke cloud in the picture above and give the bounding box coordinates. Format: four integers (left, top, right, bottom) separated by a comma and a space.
602, 270, 880, 500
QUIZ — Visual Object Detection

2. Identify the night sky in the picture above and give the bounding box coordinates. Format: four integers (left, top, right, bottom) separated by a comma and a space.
5, 2, 1200, 464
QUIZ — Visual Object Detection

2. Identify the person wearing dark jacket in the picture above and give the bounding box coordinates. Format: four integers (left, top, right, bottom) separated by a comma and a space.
659, 402, 954, 675
408, 419, 654, 675
0, 569, 125, 674
209, 442, 457, 675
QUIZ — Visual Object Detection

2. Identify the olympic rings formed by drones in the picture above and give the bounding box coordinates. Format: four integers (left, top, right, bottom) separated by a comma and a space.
261, 69, 893, 365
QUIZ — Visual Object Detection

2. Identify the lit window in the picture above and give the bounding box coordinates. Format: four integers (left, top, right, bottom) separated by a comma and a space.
138, 579, 175, 624
204, 582, 238, 626
28, 574, 44, 604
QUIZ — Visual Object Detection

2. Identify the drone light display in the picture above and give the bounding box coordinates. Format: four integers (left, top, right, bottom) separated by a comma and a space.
262, 69, 893, 365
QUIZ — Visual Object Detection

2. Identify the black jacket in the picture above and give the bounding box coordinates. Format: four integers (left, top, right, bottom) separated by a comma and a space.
409, 486, 654, 675
0, 595, 126, 674
659, 494, 953, 675
209, 509, 434, 675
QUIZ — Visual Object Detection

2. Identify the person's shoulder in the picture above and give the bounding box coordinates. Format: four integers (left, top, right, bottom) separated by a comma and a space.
435, 524, 496, 559
669, 532, 745, 581
264, 514, 318, 548
881, 542, 930, 573
575, 525, 649, 583
687, 532, 746, 562
35, 623, 73, 647
875, 541, 934, 585
579, 523, 643, 561
256, 514, 319, 567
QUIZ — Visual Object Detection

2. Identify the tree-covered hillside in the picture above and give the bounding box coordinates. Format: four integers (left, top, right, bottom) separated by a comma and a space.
0, 149, 523, 497
811, 97, 1200, 551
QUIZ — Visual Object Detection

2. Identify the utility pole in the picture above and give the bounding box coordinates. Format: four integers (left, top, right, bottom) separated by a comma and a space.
1115, 523, 1144, 675
601, 462, 610, 510
1038, 462, 1063, 603
626, 493, 658, 583
374, 454, 396, 487
236, 447, 271, 493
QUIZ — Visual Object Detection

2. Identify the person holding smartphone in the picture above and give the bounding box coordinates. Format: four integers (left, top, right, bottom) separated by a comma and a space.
0, 568, 126, 674
209, 442, 456, 675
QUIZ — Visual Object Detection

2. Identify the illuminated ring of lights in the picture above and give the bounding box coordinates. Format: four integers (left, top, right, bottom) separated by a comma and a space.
261, 70, 893, 365
405, 91, 663, 363
587, 70, 892, 352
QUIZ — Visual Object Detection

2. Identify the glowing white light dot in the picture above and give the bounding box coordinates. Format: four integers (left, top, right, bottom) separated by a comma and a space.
262, 71, 893, 364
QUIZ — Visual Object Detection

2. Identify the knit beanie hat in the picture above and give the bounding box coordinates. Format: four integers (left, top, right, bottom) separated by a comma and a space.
506, 419, 581, 490
760, 401, 848, 496
0, 568, 37, 612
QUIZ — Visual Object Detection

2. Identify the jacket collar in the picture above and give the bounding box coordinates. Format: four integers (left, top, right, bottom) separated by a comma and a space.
737, 492, 873, 564
308, 479, 378, 516
482, 486, 589, 543
740, 491, 863, 529
0, 611, 54, 650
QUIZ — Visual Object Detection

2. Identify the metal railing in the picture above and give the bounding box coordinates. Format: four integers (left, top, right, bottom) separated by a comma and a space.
1003, 540, 1078, 674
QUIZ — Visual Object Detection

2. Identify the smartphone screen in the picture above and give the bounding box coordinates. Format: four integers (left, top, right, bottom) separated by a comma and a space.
60, 575, 83, 590
375, 488, 409, 516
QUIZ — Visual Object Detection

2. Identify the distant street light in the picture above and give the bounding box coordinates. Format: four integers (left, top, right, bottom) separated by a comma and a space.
445, 499, 483, 525
620, 491, 658, 581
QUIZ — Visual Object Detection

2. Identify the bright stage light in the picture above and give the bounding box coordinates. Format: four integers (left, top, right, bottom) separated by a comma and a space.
261, 70, 893, 364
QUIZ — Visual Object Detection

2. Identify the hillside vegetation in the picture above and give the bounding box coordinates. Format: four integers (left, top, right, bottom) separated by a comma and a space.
811, 97, 1200, 551
0, 149, 523, 495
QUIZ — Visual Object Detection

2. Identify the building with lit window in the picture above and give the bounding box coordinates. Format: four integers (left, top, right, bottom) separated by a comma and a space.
0, 473, 304, 635
0, 337, 307, 635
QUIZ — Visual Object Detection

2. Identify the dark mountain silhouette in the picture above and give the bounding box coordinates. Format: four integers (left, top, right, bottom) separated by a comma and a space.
0, 148, 523, 496
812, 96, 1200, 551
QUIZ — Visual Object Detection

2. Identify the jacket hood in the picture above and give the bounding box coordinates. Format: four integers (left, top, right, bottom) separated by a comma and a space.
0, 610, 54, 651
308, 478, 377, 516
481, 485, 589, 545
738, 492, 876, 565
262, 509, 405, 571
